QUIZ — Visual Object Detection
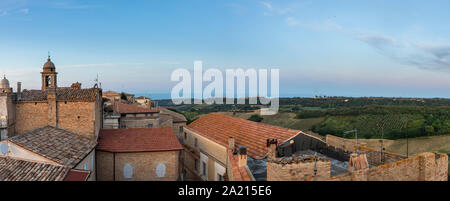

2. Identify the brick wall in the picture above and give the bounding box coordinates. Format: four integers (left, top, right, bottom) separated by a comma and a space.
326, 135, 406, 166
120, 116, 160, 128
329, 152, 448, 181
57, 101, 96, 139
96, 150, 180, 181
15, 101, 98, 139
15, 102, 49, 134
96, 151, 114, 181
267, 156, 331, 181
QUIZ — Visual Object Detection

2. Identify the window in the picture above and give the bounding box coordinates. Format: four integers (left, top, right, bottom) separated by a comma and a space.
45, 76, 50, 87
194, 159, 198, 171
90, 155, 94, 171
147, 124, 153, 128
156, 163, 166, 178
120, 125, 126, 129
179, 126, 183, 134
217, 174, 223, 181
202, 162, 207, 176
123, 163, 133, 179
184, 132, 187, 139
83, 164, 87, 170
194, 138, 198, 147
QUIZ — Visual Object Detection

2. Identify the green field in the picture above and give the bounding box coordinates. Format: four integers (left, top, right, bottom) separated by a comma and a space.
221, 111, 325, 131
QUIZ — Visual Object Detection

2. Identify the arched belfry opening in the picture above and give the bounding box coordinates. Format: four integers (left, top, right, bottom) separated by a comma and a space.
41, 55, 58, 91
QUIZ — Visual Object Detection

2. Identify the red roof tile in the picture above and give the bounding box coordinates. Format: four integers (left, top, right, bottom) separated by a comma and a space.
186, 113, 301, 159
97, 127, 183, 152
115, 102, 159, 114
63, 169, 90, 181
0, 157, 69, 181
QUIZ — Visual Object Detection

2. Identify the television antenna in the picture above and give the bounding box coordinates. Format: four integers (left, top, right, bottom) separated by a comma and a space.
344, 129, 358, 153
377, 119, 386, 163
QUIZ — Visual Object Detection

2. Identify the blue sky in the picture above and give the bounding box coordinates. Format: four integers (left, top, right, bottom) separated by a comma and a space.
0, 0, 449, 98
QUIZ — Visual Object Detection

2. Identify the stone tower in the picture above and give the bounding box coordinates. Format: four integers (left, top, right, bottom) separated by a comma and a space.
41, 56, 58, 91
0, 75, 15, 139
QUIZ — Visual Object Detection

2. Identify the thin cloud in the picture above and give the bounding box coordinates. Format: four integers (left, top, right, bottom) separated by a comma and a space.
415, 43, 450, 59
260, 1, 292, 16
293, 18, 450, 73
285, 17, 299, 27
18, 8, 28, 14
261, 2, 273, 10
357, 34, 450, 72
358, 34, 396, 50
60, 63, 146, 69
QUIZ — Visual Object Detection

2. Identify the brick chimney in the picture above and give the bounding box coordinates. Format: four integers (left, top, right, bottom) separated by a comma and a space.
267, 139, 278, 160
228, 136, 235, 151
16, 82, 21, 100
348, 153, 369, 172
71, 82, 81, 90
238, 146, 247, 167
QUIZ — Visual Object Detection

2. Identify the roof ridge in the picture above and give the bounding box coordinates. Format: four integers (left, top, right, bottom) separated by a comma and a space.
202, 113, 301, 132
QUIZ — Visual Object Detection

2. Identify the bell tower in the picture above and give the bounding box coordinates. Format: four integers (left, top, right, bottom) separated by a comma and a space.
41, 55, 58, 91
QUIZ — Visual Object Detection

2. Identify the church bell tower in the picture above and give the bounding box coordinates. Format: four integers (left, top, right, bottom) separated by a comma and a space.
41, 55, 58, 91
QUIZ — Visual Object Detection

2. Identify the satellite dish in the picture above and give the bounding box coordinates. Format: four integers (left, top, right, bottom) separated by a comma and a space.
0, 142, 8, 155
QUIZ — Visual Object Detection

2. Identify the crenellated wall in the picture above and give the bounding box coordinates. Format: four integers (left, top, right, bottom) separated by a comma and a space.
326, 135, 406, 166
329, 152, 448, 181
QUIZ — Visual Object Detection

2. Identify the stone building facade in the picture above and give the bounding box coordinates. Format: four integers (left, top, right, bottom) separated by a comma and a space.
0, 57, 103, 140
103, 102, 187, 137
182, 113, 302, 181
96, 128, 182, 181
0, 57, 103, 181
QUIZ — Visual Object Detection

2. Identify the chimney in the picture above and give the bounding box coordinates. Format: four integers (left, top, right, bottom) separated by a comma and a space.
348, 153, 369, 172
71, 82, 81, 90
266, 139, 278, 160
17, 82, 21, 99
228, 136, 235, 151
238, 146, 247, 167
112, 99, 116, 113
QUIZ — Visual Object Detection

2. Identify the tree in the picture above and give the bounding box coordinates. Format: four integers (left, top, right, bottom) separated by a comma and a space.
120, 92, 127, 101
248, 114, 263, 122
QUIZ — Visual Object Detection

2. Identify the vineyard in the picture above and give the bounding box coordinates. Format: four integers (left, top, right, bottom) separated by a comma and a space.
312, 114, 421, 139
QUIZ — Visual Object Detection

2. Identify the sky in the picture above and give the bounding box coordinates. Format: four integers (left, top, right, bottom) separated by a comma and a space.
0, 0, 449, 99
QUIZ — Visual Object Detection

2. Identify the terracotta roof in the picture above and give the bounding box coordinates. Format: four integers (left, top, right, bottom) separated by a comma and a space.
160, 107, 187, 122
97, 127, 183, 152
0, 157, 70, 181
115, 102, 159, 114
8, 126, 97, 168
19, 87, 100, 102
103, 90, 120, 95
63, 169, 90, 181
186, 113, 301, 159
227, 149, 252, 181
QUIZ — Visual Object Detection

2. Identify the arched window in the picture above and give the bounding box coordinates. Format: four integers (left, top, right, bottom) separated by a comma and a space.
156, 163, 166, 178
90, 155, 94, 171
123, 163, 133, 179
